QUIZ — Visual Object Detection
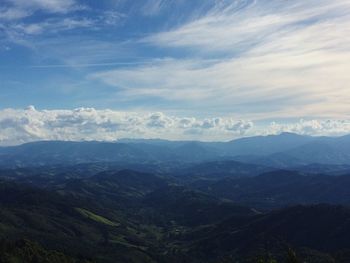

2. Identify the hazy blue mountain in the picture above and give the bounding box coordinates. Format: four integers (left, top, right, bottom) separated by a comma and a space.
119, 133, 318, 159
1, 133, 350, 169
221, 132, 316, 156
0, 141, 148, 166
0, 140, 220, 167
275, 135, 350, 165
244, 134, 350, 167
0, 141, 181, 167
174, 160, 273, 182
293, 163, 350, 175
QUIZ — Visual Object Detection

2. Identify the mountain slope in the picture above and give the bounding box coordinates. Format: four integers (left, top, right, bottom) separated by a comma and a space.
2, 133, 350, 168
191, 170, 350, 209
143, 185, 256, 226
176, 160, 273, 182
223, 132, 315, 156
0, 180, 162, 263
183, 204, 350, 262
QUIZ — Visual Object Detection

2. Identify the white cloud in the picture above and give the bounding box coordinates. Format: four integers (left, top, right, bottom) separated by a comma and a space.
0, 7, 30, 20
141, 0, 167, 16
102, 11, 126, 26
6, 0, 81, 15
10, 17, 95, 35
1, 107, 350, 146
91, 51, 350, 119
0, 0, 90, 45
266, 120, 350, 137
0, 107, 254, 146
90, 0, 350, 119
1, 0, 350, 123
145, 0, 350, 52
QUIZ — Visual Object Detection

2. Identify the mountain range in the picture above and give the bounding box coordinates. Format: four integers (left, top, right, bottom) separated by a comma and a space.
2, 133, 350, 169
1, 134, 350, 262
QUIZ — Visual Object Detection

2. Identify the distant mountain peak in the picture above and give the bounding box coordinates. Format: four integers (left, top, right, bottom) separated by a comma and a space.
279, 132, 301, 136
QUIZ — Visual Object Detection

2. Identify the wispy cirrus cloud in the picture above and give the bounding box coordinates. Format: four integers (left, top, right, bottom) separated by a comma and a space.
8, 17, 94, 35
3, 0, 82, 17
91, 50, 350, 119
0, 6, 29, 20
141, 0, 168, 16
0, 2, 126, 54
91, 0, 350, 119
145, 0, 350, 52
0, 0, 90, 47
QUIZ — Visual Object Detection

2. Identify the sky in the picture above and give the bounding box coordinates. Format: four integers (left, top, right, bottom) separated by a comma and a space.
1, 0, 350, 145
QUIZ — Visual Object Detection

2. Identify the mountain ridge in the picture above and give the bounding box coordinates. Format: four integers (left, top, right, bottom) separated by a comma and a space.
2, 133, 350, 168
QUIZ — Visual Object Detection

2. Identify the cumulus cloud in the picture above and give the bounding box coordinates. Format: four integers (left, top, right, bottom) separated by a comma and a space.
2, 107, 350, 146
0, 107, 254, 146
266, 120, 350, 137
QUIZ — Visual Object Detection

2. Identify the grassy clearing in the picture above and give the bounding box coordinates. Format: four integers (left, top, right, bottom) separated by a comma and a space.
75, 208, 120, 227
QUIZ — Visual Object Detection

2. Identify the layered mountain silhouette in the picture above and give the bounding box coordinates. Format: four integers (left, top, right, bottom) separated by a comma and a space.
1, 134, 350, 262
2, 133, 350, 168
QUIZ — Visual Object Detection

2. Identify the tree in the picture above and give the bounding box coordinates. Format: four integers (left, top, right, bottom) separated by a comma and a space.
286, 248, 301, 263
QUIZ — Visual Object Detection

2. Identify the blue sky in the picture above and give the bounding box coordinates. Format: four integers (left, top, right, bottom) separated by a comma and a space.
1, 0, 350, 144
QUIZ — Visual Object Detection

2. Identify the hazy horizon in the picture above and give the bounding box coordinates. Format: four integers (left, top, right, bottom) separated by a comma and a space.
1, 130, 349, 147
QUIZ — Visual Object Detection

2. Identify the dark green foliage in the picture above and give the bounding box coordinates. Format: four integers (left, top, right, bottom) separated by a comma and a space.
0, 239, 92, 263
0, 166, 349, 263
286, 248, 300, 263
192, 170, 350, 210
0, 179, 162, 263
143, 184, 256, 226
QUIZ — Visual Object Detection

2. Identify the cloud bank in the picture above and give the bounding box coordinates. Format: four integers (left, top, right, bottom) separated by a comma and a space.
267, 120, 350, 137
0, 107, 253, 145
1, 107, 350, 146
